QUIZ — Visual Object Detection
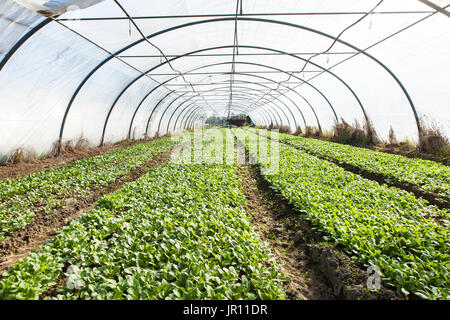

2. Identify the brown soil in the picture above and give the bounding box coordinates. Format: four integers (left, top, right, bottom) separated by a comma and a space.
235, 163, 333, 300
234, 138, 400, 300
0, 149, 173, 275
259, 131, 449, 211
329, 158, 449, 212
282, 140, 450, 211
0, 139, 151, 182
313, 135, 449, 166
373, 146, 450, 166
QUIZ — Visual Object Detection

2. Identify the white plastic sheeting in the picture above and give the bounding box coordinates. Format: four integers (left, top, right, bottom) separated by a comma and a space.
14, 0, 105, 17
0, 0, 449, 157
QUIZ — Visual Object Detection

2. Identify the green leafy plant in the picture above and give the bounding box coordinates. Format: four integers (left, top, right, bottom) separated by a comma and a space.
0, 137, 179, 240
235, 128, 449, 300
0, 130, 285, 300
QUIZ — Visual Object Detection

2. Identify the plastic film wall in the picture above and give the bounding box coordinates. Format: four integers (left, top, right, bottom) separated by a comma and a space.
0, 0, 449, 157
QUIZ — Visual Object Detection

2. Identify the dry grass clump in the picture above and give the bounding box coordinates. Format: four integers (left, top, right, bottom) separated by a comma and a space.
51, 135, 91, 157
320, 130, 334, 140
279, 126, 291, 134
331, 118, 379, 146
388, 126, 398, 145
1, 147, 38, 164
294, 126, 303, 136
265, 124, 292, 134
377, 126, 416, 153
0, 147, 39, 165
304, 126, 321, 138
419, 123, 449, 155
381, 118, 450, 156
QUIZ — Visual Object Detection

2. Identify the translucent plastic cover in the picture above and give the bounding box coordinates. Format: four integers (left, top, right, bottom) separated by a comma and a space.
0, 0, 449, 156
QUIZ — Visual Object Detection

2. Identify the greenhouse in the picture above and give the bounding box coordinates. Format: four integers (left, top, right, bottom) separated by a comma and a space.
0, 0, 449, 303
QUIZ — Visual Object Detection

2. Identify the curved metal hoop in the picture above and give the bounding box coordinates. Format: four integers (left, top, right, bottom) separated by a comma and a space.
102, 44, 368, 145
154, 85, 297, 136
146, 87, 286, 137
0, 16, 421, 140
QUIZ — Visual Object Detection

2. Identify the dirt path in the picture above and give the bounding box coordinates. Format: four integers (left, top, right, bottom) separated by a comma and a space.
0, 149, 173, 275
233, 137, 399, 300
283, 139, 449, 211
255, 130, 449, 211
235, 163, 334, 300
0, 139, 154, 182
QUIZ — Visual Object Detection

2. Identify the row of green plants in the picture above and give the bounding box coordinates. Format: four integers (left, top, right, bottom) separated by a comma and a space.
0, 138, 178, 241
171, 128, 235, 166
0, 130, 285, 300
262, 129, 450, 200
234, 128, 449, 299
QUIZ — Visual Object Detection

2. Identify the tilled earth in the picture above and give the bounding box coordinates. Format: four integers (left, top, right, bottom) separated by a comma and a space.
0, 149, 173, 275
234, 146, 400, 300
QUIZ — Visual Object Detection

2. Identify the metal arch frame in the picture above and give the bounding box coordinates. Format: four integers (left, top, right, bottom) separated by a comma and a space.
127, 80, 175, 139
187, 106, 262, 131
194, 114, 209, 128
153, 87, 281, 134
179, 92, 286, 128
182, 106, 205, 129
170, 81, 272, 133
186, 112, 201, 129
185, 95, 282, 130
164, 45, 369, 127
148, 86, 286, 137
198, 75, 310, 126
156, 85, 298, 136
161, 79, 304, 135
155, 84, 294, 135
1, 16, 421, 140
170, 91, 275, 134
217, 79, 306, 127
171, 99, 267, 133
98, 59, 188, 145
180, 105, 202, 129
191, 114, 208, 129
185, 108, 209, 129
2, 6, 441, 73
164, 86, 285, 135
183, 102, 270, 131
183, 89, 291, 126
165, 60, 334, 127
141, 17, 423, 137
141, 90, 174, 138
125, 68, 279, 139
128, 73, 293, 141
157, 65, 310, 131
171, 101, 197, 132
165, 71, 311, 132
221, 67, 329, 129
146, 86, 279, 136
155, 92, 190, 135
178, 103, 270, 131
128, 61, 320, 138
154, 86, 289, 136
102, 44, 367, 146
168, 80, 289, 134
54, 17, 391, 144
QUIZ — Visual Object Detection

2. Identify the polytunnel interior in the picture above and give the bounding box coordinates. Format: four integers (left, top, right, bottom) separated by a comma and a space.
0, 0, 449, 157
